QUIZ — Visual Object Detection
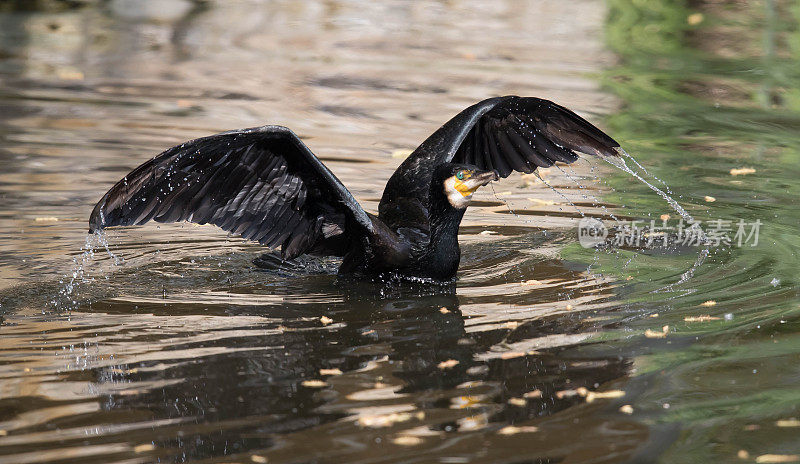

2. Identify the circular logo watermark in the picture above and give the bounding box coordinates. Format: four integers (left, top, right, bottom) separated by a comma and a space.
578, 217, 607, 248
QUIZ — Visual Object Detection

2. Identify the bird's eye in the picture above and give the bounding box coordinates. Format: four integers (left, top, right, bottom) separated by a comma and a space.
456, 171, 465, 180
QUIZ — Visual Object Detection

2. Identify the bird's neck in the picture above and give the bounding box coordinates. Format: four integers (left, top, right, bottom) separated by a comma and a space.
429, 206, 464, 245
424, 195, 466, 266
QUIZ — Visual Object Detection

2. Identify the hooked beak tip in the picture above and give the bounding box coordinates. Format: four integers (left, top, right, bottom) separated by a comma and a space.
477, 170, 499, 184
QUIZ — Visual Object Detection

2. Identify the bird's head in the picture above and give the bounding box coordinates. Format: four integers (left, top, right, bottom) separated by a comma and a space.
434, 163, 499, 210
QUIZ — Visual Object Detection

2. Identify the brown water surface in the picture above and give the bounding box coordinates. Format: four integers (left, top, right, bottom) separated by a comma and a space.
0, 1, 647, 463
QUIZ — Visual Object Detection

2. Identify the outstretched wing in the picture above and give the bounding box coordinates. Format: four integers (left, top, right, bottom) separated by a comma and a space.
89, 126, 373, 259
378, 96, 619, 230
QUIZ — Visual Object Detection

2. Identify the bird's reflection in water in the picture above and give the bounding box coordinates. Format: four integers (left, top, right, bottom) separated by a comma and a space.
83, 267, 639, 463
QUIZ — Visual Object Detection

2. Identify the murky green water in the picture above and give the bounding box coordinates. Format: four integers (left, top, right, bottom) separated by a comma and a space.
0, 1, 798, 463
574, 0, 800, 461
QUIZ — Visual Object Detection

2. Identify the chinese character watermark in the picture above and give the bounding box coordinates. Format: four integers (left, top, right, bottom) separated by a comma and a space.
578, 217, 761, 249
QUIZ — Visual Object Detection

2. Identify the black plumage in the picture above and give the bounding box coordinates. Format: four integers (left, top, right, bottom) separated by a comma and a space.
90, 96, 619, 281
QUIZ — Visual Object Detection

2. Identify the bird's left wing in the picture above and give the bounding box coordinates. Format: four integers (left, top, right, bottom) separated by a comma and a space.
379, 96, 620, 229
89, 126, 373, 259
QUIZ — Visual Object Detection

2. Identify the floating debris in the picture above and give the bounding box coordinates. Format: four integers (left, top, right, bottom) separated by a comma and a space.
660, 214, 671, 221
392, 436, 423, 446
439, 307, 451, 314
649, 313, 660, 318
57, 69, 84, 80
319, 368, 343, 376
776, 418, 800, 428
701, 300, 717, 307
358, 411, 424, 428
684, 316, 721, 322
479, 230, 497, 235
687, 12, 704, 25
458, 415, 488, 431
301, 380, 328, 388
110, 367, 139, 375
438, 359, 459, 369
521, 171, 549, 186
704, 196, 716, 203
133, 444, 155, 453
451, 395, 484, 409
319, 316, 333, 326
34, 217, 59, 222
498, 425, 539, 435
555, 389, 580, 399
466, 365, 489, 376
586, 390, 625, 403
730, 167, 756, 176
508, 397, 527, 407
738, 450, 750, 460
500, 351, 527, 360
619, 405, 634, 414
755, 455, 800, 463
523, 390, 543, 399
565, 304, 574, 311
644, 326, 669, 338
251, 455, 269, 463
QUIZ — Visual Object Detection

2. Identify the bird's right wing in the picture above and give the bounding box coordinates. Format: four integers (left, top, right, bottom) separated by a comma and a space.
89, 126, 373, 259
378, 96, 619, 230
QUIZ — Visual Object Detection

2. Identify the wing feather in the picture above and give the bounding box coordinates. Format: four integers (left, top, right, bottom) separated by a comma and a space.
90, 126, 372, 259
506, 126, 554, 168
378, 95, 619, 231
484, 122, 512, 177
496, 130, 535, 173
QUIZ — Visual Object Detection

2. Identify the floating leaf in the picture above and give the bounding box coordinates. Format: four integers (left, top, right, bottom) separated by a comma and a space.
301, 380, 328, 388
730, 167, 756, 176
755, 455, 800, 463
684, 315, 721, 322
438, 359, 459, 369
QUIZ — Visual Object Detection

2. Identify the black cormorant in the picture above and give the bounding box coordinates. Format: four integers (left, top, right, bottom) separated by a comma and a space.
89, 96, 619, 281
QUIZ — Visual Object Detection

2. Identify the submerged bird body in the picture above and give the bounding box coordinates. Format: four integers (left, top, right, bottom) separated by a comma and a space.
89, 96, 619, 281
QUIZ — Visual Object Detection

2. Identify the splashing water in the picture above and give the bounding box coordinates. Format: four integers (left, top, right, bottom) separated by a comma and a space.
53, 231, 121, 312
617, 148, 674, 195
532, 171, 585, 217
509, 149, 711, 289
654, 247, 710, 294
489, 180, 585, 225
601, 149, 712, 290
557, 164, 622, 222
604, 150, 708, 244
